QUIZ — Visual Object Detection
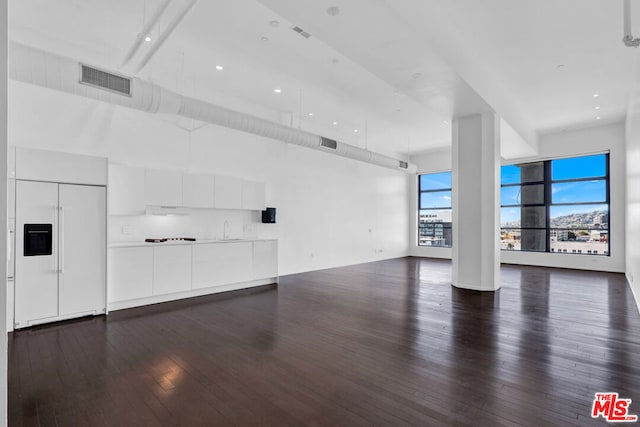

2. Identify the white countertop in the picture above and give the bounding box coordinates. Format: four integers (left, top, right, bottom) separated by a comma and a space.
109, 238, 277, 248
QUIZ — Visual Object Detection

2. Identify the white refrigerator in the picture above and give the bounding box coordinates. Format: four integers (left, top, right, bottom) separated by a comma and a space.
14, 180, 106, 328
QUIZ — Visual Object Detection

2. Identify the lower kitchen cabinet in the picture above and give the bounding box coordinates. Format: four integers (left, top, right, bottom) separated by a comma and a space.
108, 240, 278, 310
108, 247, 153, 302
253, 240, 278, 279
192, 241, 253, 289
153, 245, 191, 295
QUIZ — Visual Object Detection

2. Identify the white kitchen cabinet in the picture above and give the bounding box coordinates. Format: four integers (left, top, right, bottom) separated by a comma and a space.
242, 180, 266, 210
214, 175, 242, 209
153, 245, 192, 295
108, 247, 153, 302
183, 173, 215, 208
109, 164, 145, 215
192, 241, 253, 288
253, 240, 278, 279
16, 147, 107, 186
145, 169, 183, 206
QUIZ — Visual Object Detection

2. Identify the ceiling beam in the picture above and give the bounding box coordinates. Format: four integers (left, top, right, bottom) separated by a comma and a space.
135, 0, 200, 74
121, 0, 171, 68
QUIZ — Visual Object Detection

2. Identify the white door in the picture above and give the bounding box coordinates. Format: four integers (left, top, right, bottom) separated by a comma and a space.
15, 180, 59, 326
58, 184, 106, 316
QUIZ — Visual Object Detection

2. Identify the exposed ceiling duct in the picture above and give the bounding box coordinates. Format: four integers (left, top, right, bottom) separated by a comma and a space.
9, 42, 416, 173
623, 0, 640, 47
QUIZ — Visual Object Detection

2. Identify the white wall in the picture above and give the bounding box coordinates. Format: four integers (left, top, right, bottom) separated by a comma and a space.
626, 111, 640, 311
409, 122, 626, 273
9, 82, 409, 275
0, 0, 7, 423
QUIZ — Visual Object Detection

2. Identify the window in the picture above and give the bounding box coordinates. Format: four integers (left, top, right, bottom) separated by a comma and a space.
418, 172, 452, 247
500, 153, 609, 256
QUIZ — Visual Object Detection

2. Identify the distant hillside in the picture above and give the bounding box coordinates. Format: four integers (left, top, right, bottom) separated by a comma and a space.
551, 209, 608, 228
502, 210, 608, 228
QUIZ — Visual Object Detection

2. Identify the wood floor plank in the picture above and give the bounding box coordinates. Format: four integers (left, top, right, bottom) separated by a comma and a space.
8, 257, 640, 426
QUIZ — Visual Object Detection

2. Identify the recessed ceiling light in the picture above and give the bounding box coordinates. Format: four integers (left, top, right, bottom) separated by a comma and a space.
596, 116, 601, 120
308, 112, 313, 116
595, 106, 600, 110
593, 93, 599, 98
332, 121, 338, 125
215, 65, 223, 71
327, 6, 340, 16
274, 88, 281, 93
261, 36, 269, 42
144, 36, 152, 42
354, 129, 359, 133
269, 20, 280, 28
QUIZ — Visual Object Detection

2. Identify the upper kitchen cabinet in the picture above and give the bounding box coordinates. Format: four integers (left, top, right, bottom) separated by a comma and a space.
183, 173, 215, 208
242, 180, 266, 210
108, 164, 145, 215
214, 175, 243, 209
145, 169, 183, 206
16, 147, 107, 186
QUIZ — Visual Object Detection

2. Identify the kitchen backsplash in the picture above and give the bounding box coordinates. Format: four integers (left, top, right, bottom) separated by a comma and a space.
108, 209, 267, 243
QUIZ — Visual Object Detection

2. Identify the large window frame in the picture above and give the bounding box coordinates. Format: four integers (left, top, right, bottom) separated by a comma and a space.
418, 172, 452, 248
500, 153, 610, 256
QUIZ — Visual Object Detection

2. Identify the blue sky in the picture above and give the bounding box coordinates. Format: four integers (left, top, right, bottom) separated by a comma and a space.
422, 154, 607, 224
499, 154, 607, 226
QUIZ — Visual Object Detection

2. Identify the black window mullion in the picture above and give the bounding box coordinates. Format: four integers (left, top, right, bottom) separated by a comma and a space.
544, 160, 552, 252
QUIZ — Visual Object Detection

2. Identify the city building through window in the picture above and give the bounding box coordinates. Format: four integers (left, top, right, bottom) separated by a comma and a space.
501, 153, 609, 255
418, 172, 452, 247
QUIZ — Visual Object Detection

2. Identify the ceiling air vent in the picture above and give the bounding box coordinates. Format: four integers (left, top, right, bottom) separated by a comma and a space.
291, 26, 311, 39
399, 161, 409, 169
320, 137, 337, 149
80, 64, 131, 96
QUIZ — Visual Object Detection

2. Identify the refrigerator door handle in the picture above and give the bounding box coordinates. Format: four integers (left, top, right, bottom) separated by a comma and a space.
52, 205, 58, 273
59, 205, 64, 274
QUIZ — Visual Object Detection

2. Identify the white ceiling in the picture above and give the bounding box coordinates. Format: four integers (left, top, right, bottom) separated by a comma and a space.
8, 0, 637, 158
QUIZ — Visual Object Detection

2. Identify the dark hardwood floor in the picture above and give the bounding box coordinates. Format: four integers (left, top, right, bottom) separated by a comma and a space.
8, 257, 640, 426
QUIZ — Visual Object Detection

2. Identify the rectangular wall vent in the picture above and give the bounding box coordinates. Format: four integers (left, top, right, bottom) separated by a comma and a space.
291, 26, 311, 39
80, 64, 131, 96
320, 137, 337, 149
399, 161, 409, 169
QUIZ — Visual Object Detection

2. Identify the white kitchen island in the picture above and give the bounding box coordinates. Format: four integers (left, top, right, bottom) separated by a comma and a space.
107, 239, 278, 311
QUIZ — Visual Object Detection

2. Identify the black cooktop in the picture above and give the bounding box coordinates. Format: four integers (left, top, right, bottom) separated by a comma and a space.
144, 237, 197, 243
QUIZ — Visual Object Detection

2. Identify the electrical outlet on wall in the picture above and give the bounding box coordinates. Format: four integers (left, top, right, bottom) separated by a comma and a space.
121, 224, 133, 235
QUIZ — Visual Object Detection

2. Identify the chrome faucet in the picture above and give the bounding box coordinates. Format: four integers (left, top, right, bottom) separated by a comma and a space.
223, 220, 229, 240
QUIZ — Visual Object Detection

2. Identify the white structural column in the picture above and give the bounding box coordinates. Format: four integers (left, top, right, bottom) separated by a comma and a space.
0, 0, 7, 424
452, 113, 500, 291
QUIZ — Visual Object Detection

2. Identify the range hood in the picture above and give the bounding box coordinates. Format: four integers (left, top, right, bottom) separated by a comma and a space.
146, 205, 191, 216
